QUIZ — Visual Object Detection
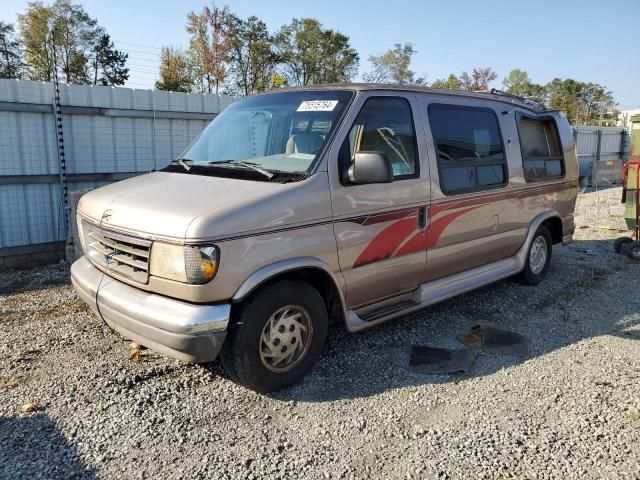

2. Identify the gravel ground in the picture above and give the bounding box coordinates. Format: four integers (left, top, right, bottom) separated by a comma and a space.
1, 186, 639, 480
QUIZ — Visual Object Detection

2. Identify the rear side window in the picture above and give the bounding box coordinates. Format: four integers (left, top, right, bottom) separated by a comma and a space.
518, 117, 564, 182
429, 104, 507, 195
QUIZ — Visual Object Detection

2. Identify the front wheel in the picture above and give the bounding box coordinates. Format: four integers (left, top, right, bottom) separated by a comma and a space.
221, 280, 328, 393
516, 225, 552, 286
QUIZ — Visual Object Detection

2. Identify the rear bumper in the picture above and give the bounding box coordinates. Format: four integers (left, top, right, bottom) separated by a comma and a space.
71, 256, 229, 363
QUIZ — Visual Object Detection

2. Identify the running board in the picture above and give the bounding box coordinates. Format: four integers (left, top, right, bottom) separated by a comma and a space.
346, 255, 522, 332
359, 300, 418, 323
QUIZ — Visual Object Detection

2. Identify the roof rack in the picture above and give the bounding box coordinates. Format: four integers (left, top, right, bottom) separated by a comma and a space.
488, 88, 547, 113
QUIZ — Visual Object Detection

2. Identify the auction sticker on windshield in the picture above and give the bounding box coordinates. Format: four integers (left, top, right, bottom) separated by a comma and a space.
297, 100, 339, 112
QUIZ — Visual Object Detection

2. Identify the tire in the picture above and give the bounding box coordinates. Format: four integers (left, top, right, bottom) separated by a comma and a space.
620, 240, 640, 256
625, 241, 640, 261
614, 236, 633, 254
221, 280, 328, 393
516, 225, 552, 286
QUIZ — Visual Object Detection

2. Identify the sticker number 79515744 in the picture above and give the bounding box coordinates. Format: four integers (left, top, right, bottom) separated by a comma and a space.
297, 100, 339, 112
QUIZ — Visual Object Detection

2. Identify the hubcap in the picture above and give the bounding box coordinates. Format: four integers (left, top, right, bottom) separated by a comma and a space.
529, 236, 548, 275
259, 305, 313, 373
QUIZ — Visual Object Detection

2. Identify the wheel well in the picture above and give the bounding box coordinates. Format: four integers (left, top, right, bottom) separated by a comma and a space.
235, 268, 345, 325
542, 216, 563, 244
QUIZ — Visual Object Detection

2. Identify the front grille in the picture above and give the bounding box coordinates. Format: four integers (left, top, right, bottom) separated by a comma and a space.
82, 221, 152, 284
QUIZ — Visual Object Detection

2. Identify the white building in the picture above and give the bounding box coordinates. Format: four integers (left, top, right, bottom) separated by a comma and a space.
617, 107, 640, 130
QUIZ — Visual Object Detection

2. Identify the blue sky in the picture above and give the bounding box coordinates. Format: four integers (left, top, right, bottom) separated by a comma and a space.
3, 0, 639, 106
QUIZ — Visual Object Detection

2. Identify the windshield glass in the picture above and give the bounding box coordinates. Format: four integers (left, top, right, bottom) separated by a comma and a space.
181, 90, 354, 173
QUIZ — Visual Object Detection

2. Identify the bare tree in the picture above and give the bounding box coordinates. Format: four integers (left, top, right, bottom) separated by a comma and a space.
459, 67, 498, 91
363, 43, 425, 85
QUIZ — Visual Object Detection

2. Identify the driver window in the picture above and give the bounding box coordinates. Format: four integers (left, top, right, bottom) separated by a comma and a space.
343, 97, 418, 179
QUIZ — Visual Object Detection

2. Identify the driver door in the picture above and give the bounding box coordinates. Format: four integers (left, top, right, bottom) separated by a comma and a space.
327, 91, 430, 308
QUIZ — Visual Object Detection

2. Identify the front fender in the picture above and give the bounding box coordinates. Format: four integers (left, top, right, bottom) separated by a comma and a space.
232, 257, 347, 308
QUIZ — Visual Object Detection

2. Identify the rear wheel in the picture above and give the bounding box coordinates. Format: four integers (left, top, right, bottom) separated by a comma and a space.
221, 280, 328, 393
516, 225, 552, 286
614, 236, 634, 254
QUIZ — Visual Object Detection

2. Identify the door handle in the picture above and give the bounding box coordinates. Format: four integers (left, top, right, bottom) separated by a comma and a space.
418, 207, 427, 229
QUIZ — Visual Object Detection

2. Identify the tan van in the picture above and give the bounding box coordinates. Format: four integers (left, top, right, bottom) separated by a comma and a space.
71, 85, 578, 392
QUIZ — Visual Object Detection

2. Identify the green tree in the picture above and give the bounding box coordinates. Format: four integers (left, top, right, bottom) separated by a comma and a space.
186, 5, 233, 94
18, 1, 54, 81
18, 0, 109, 84
92, 33, 128, 85
430, 74, 461, 90
227, 14, 277, 96
547, 78, 615, 125
459, 67, 498, 91
546, 78, 583, 124
156, 46, 193, 92
50, 0, 103, 83
502, 69, 546, 103
363, 42, 425, 85
576, 82, 616, 125
275, 18, 358, 86
0, 21, 23, 79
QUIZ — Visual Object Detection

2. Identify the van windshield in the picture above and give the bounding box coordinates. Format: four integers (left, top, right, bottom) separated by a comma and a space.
180, 90, 353, 174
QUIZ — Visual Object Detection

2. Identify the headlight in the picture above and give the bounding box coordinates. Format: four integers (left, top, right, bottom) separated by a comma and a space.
149, 243, 219, 284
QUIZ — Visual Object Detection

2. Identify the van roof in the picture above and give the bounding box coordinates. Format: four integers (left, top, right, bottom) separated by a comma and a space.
267, 83, 550, 114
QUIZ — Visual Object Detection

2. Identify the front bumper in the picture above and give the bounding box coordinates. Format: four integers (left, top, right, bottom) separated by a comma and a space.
71, 256, 229, 363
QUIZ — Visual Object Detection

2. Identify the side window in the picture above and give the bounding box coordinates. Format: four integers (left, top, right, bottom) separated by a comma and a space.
429, 104, 507, 195
518, 117, 564, 182
342, 97, 419, 180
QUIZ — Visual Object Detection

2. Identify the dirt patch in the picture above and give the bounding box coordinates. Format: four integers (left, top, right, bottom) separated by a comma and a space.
576, 267, 612, 290
538, 289, 577, 310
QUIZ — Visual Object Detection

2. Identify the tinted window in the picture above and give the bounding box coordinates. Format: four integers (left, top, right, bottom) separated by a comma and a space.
429, 104, 507, 194
518, 117, 564, 182
343, 97, 418, 179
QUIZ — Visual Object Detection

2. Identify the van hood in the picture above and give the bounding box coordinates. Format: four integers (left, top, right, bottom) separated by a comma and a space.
78, 171, 331, 242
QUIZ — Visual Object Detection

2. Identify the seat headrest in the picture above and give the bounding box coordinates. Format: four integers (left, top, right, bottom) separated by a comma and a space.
286, 133, 324, 155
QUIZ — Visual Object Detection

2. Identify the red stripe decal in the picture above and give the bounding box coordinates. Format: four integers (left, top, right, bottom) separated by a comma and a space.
395, 228, 428, 256
353, 217, 417, 268
349, 181, 575, 269
396, 206, 480, 257
347, 207, 417, 226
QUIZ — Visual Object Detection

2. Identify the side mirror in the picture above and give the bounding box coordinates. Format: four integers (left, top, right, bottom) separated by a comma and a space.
348, 152, 394, 185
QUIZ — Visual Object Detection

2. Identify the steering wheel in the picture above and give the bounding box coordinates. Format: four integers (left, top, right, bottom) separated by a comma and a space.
437, 150, 455, 162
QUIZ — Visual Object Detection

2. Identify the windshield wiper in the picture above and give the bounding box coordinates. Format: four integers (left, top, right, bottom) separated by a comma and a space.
170, 158, 193, 172
208, 160, 274, 179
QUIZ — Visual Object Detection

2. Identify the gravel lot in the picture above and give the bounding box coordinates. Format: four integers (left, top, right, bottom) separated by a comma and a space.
1, 186, 639, 480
